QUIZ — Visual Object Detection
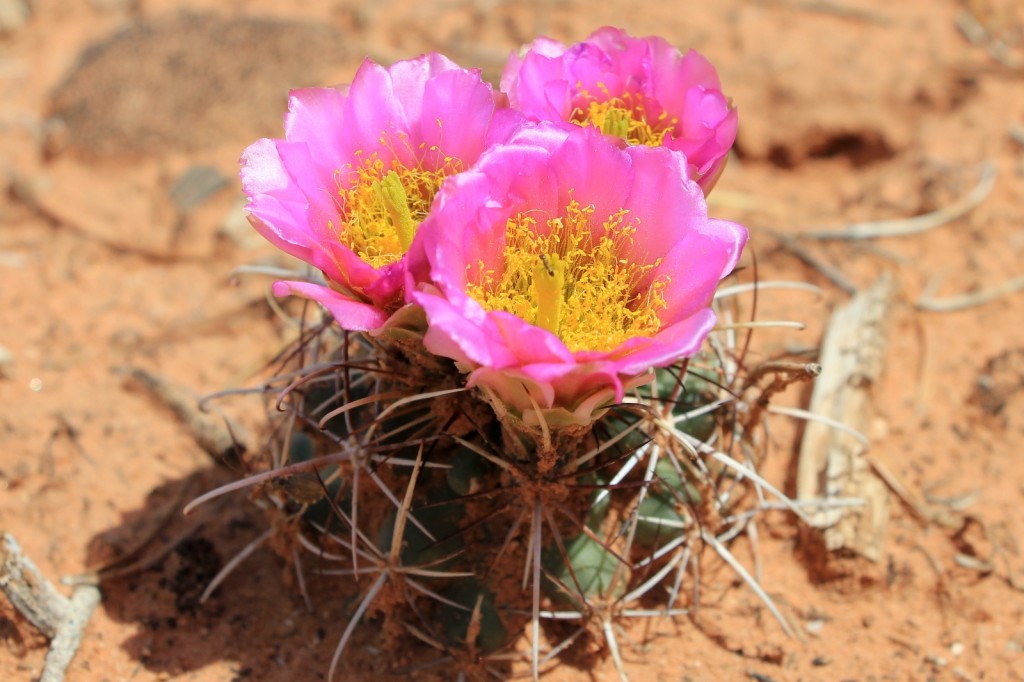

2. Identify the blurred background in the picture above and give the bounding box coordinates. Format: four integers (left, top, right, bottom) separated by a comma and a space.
1, 1, 1022, 680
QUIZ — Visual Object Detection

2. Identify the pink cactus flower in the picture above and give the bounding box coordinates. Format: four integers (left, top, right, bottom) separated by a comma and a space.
406, 124, 747, 428
241, 54, 522, 331
501, 27, 737, 193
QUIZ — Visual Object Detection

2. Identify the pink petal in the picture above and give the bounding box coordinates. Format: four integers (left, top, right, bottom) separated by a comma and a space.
620, 145, 705, 265
548, 127, 633, 228
283, 87, 349, 173
408, 122, 747, 423
501, 28, 737, 191
338, 59, 407, 164
598, 309, 718, 377
272, 280, 389, 331
387, 52, 459, 129
415, 291, 517, 368
240, 139, 323, 263
650, 218, 748, 325
420, 67, 502, 163
243, 53, 517, 333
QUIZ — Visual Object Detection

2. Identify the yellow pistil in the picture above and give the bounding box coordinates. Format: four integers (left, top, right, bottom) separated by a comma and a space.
533, 254, 565, 336
468, 200, 668, 352
334, 149, 462, 268
571, 88, 676, 147
376, 170, 416, 251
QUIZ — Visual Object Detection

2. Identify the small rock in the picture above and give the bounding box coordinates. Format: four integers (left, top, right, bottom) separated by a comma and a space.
169, 165, 229, 212
0, 0, 30, 36
41, 117, 70, 160
0, 345, 12, 377
0, 251, 27, 268
88, 0, 134, 9
217, 198, 263, 249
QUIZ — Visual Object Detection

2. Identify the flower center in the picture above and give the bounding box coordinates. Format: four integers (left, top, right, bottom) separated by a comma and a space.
334, 151, 462, 269
467, 200, 668, 352
571, 90, 676, 147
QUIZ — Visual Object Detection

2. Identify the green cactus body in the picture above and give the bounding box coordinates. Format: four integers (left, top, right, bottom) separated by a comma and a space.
243, 303, 754, 679
439, 579, 508, 654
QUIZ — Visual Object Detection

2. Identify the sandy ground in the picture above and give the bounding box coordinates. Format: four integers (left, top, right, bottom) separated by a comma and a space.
2, 0, 1024, 680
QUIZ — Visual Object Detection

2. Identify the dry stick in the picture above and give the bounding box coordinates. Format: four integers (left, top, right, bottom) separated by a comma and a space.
743, 360, 822, 392
1010, 124, 1024, 148
915, 275, 1024, 312
866, 454, 961, 530
742, 361, 822, 434
955, 10, 989, 45
10, 372, 249, 676
796, 161, 997, 240
956, 11, 1024, 69
124, 366, 248, 463
911, 316, 935, 417
1, 534, 101, 682
795, 274, 894, 561
764, 162, 997, 295
763, 229, 858, 294
785, 0, 890, 24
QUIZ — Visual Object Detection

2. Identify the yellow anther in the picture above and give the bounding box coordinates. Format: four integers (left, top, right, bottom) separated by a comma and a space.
467, 200, 668, 352
571, 92, 677, 147
335, 150, 463, 269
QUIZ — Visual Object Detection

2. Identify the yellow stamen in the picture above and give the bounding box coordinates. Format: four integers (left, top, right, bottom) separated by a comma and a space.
468, 200, 668, 352
571, 89, 676, 147
335, 148, 462, 268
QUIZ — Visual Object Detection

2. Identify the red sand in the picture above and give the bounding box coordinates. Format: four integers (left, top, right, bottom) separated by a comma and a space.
2, 1, 1023, 680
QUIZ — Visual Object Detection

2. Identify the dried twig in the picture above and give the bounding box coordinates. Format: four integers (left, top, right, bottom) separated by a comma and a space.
796, 162, 996, 241
1, 533, 100, 682
123, 366, 248, 463
1009, 124, 1024, 148
776, 0, 890, 24
762, 229, 858, 294
955, 11, 1024, 68
955, 11, 989, 45
742, 361, 822, 434
867, 454, 961, 530
743, 360, 822, 391
915, 275, 1024, 312
796, 274, 895, 560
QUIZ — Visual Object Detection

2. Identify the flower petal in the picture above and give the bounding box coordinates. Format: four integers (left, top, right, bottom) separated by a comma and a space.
501, 27, 737, 193
408, 122, 747, 425
272, 280, 389, 331
242, 54, 519, 332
